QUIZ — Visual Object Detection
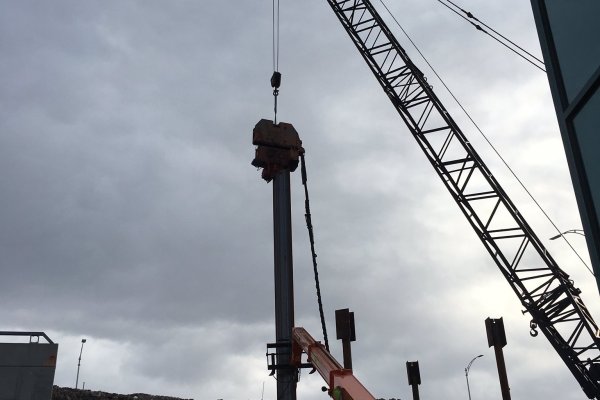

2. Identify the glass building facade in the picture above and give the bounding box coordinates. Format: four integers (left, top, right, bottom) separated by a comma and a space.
530, 0, 600, 291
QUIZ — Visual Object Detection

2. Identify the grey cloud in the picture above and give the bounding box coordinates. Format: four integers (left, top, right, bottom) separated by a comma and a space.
0, 1, 595, 400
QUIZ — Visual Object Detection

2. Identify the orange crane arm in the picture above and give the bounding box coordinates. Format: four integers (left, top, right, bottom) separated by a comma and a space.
291, 327, 376, 400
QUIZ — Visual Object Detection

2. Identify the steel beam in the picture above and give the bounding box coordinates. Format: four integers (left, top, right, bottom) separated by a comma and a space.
273, 171, 296, 400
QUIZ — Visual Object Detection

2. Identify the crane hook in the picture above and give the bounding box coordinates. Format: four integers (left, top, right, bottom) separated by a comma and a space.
530, 320, 539, 337
271, 71, 282, 124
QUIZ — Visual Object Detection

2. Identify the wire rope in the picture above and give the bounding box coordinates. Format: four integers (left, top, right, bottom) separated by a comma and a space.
276, 0, 280, 71
271, 0, 281, 123
377, 0, 593, 276
434, 0, 545, 72
272, 0, 280, 71
444, 0, 545, 65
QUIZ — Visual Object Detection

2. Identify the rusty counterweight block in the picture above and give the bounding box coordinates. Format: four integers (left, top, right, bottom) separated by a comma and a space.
251, 119, 303, 182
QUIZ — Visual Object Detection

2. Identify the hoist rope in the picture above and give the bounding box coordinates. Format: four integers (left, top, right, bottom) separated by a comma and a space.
300, 153, 330, 351
272, 0, 281, 124
270, 0, 330, 350
434, 0, 545, 72
272, 0, 280, 72
377, 0, 594, 276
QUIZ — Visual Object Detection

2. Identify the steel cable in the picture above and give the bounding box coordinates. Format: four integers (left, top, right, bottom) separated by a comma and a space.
434, 0, 545, 72
444, 0, 545, 65
272, 0, 280, 71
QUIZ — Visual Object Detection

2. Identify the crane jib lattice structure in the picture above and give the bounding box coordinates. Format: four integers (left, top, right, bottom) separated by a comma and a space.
325, 0, 600, 397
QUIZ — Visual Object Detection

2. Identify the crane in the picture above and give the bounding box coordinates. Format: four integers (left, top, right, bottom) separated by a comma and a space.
318, 0, 600, 398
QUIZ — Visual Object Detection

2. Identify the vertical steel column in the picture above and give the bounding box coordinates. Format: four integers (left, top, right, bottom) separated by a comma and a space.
252, 119, 301, 400
273, 171, 297, 400
411, 384, 420, 400
406, 361, 421, 400
335, 308, 356, 371
485, 318, 511, 400
493, 346, 511, 400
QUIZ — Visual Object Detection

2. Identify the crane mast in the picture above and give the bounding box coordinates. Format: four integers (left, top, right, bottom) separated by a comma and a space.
325, 0, 600, 397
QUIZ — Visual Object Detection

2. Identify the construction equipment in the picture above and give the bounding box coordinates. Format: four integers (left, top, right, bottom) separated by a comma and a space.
291, 327, 376, 400
322, 0, 600, 398
252, 119, 303, 182
253, 117, 305, 400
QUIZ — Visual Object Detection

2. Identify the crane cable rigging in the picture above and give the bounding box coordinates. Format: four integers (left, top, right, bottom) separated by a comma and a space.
377, 0, 593, 276
270, 0, 331, 351
271, 0, 281, 124
434, 0, 546, 72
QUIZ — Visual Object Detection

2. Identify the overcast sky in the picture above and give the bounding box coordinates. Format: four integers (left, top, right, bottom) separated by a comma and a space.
1, 1, 598, 399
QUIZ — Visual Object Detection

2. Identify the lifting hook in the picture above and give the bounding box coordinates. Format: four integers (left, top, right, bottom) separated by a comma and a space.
530, 320, 539, 337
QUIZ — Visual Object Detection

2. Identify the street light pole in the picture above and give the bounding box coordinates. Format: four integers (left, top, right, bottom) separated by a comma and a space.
465, 354, 483, 400
75, 338, 86, 389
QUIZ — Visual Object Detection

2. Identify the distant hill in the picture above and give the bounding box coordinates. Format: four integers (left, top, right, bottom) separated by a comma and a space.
51, 386, 193, 400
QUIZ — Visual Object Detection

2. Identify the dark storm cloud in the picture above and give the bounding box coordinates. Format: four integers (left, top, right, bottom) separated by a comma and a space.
1, 0, 271, 316
1, 1, 597, 399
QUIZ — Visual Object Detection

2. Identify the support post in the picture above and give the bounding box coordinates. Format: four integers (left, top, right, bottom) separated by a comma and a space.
465, 370, 472, 400
273, 171, 296, 400
485, 317, 511, 400
406, 361, 421, 400
411, 384, 420, 400
335, 308, 356, 370
493, 346, 510, 400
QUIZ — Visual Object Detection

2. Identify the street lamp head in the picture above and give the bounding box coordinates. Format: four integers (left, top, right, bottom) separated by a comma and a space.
81, 339, 86, 343
466, 354, 484, 373
465, 354, 484, 400
550, 229, 585, 240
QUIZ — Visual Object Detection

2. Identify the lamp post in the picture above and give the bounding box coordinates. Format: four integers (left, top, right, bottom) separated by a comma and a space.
465, 354, 483, 400
550, 229, 585, 240
76, 338, 86, 389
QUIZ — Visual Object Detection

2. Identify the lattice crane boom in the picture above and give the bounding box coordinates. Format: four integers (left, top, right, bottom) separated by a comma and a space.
324, 0, 600, 397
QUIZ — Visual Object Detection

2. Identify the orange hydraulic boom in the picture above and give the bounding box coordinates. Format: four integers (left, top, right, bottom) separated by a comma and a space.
291, 327, 376, 400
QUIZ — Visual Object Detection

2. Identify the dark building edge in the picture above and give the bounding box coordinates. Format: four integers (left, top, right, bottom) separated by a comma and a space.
530, 0, 600, 293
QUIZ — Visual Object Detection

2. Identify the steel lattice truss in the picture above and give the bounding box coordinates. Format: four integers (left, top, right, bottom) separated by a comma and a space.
326, 0, 600, 397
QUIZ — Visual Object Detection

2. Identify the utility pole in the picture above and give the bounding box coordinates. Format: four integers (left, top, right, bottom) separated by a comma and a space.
252, 119, 303, 400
